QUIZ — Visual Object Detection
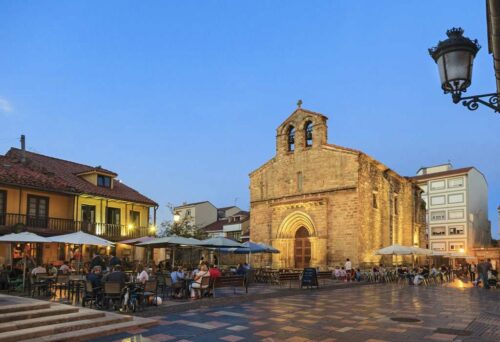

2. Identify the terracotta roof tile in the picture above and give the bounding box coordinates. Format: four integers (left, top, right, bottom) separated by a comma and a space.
203, 219, 228, 232
1, 148, 157, 206
410, 167, 474, 182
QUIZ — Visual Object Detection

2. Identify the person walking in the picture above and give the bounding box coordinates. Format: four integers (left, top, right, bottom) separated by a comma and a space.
470, 263, 476, 282
477, 259, 491, 289
344, 258, 352, 282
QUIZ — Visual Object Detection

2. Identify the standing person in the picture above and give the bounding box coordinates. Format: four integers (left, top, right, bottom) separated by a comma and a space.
344, 258, 352, 282
477, 259, 491, 289
213, 254, 218, 266
90, 253, 105, 269
109, 252, 121, 268
470, 263, 477, 282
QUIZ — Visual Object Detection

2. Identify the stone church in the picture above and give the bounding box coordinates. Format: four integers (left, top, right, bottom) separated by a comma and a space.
249, 107, 426, 269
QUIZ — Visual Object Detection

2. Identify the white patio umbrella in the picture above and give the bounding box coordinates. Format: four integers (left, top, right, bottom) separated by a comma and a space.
409, 246, 434, 256
375, 244, 414, 255
50, 231, 114, 274
199, 237, 246, 248
0, 232, 52, 291
0, 231, 52, 243
49, 231, 114, 246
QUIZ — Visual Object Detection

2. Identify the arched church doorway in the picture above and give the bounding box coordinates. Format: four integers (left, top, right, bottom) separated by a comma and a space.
294, 226, 311, 268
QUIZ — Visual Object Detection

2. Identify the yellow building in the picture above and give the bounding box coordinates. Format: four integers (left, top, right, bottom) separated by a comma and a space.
0, 146, 158, 265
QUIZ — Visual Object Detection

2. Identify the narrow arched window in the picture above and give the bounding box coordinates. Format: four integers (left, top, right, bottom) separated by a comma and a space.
304, 121, 313, 147
288, 126, 295, 152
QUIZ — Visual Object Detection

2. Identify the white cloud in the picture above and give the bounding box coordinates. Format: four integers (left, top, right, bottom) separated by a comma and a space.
0, 97, 13, 114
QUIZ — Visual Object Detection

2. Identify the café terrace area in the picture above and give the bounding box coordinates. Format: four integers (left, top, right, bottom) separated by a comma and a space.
1, 230, 488, 341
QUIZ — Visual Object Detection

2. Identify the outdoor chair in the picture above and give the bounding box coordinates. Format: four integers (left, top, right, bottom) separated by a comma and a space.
68, 274, 86, 303
157, 275, 172, 299
30, 273, 50, 297
82, 280, 101, 308
52, 274, 69, 300
200, 275, 211, 297
6, 275, 22, 293
140, 280, 158, 308
103, 281, 123, 310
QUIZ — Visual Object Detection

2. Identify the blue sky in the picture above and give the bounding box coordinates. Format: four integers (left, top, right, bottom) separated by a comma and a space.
0, 1, 498, 238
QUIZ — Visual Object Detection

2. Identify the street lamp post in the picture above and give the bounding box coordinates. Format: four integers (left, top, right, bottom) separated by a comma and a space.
429, 27, 500, 113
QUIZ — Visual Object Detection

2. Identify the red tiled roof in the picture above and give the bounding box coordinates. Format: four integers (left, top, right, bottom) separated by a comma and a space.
203, 219, 228, 232
410, 167, 474, 182
1, 148, 157, 206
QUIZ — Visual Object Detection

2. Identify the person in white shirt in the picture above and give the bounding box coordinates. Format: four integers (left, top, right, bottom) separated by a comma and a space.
136, 264, 149, 284
344, 258, 352, 282
59, 261, 70, 274
31, 264, 46, 275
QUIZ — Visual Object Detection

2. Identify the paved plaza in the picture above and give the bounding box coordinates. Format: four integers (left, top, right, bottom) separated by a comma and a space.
95, 282, 500, 342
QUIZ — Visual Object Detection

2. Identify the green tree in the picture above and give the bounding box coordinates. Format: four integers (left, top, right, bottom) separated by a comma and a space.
158, 203, 207, 239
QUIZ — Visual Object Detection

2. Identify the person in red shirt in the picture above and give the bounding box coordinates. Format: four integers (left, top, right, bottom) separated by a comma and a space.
207, 264, 221, 297
209, 264, 221, 278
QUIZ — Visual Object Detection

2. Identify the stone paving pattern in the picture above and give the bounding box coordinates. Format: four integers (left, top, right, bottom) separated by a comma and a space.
95, 284, 500, 342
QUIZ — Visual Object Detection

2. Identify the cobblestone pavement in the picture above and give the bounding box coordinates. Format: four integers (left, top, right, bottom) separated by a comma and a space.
96, 282, 500, 342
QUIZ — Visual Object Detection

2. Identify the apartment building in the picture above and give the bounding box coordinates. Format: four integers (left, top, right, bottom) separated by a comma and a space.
411, 164, 491, 254
173, 201, 241, 229
203, 211, 249, 241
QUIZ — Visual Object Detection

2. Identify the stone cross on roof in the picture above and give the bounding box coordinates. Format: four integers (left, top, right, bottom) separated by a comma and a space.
297, 99, 303, 108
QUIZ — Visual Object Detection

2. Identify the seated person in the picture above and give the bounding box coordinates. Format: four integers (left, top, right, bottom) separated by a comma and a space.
47, 264, 58, 276
59, 261, 70, 274
32, 264, 47, 276
339, 267, 347, 281
170, 266, 185, 298
333, 266, 341, 279
104, 265, 128, 286
355, 268, 362, 282
190, 264, 210, 299
136, 264, 149, 284
87, 266, 103, 289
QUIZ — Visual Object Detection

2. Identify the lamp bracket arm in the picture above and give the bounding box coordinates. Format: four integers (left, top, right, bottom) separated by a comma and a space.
459, 93, 500, 112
